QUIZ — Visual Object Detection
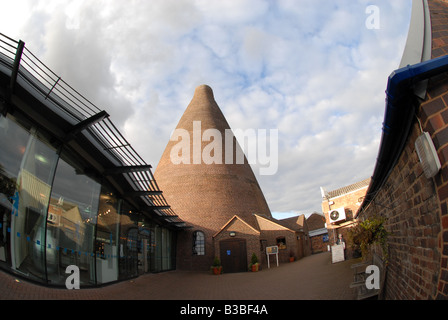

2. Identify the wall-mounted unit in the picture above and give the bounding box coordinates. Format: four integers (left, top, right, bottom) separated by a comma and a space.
415, 131, 441, 179
328, 207, 346, 224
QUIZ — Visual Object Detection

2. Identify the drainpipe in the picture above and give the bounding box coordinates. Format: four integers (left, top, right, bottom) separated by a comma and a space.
360, 54, 448, 212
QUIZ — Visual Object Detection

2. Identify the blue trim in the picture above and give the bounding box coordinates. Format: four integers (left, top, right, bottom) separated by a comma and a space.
361, 55, 448, 210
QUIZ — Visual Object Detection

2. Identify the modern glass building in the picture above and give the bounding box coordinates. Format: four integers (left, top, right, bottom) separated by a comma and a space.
0, 33, 186, 287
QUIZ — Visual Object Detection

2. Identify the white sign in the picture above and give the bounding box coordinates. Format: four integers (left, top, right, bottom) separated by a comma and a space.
331, 244, 345, 263
266, 245, 279, 268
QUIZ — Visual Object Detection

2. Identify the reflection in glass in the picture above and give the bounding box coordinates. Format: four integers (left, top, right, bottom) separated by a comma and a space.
11, 132, 58, 282
95, 187, 119, 284
47, 154, 100, 286
0, 116, 30, 269
118, 203, 138, 279
0, 114, 178, 286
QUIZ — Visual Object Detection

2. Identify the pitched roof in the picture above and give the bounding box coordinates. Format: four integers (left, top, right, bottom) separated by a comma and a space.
306, 213, 326, 231
277, 214, 307, 232
254, 214, 300, 233
327, 178, 371, 199
213, 215, 260, 238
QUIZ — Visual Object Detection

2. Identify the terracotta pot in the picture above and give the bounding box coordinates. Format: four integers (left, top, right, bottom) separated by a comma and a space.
212, 266, 222, 275
251, 264, 259, 272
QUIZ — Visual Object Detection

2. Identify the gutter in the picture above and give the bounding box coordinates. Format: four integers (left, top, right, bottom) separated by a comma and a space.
359, 54, 448, 213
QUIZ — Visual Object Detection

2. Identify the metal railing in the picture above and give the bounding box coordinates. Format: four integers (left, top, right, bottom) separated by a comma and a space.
0, 33, 185, 227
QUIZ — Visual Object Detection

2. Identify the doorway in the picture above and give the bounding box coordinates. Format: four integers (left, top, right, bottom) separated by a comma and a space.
219, 238, 247, 273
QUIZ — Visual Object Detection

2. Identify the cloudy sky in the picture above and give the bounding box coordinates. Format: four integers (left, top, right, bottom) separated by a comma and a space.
1, 0, 412, 219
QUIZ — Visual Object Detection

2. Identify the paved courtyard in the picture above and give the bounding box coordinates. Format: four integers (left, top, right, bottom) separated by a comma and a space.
0, 252, 356, 300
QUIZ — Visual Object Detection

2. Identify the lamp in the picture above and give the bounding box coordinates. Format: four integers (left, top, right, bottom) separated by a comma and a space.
415, 132, 441, 179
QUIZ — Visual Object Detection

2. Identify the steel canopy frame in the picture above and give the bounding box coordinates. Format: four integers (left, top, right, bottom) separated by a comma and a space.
0, 33, 187, 229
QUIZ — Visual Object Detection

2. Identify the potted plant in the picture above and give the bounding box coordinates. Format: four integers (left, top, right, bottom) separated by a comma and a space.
347, 216, 389, 262
249, 253, 259, 272
211, 256, 222, 275
289, 251, 295, 262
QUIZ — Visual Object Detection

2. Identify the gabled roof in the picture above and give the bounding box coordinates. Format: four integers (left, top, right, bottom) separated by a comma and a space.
213, 215, 260, 238
278, 214, 307, 232
256, 214, 305, 233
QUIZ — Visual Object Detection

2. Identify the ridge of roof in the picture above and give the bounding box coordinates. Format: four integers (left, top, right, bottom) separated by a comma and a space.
327, 178, 371, 199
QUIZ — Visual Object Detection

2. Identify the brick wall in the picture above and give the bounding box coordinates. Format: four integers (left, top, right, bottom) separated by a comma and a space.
360, 124, 441, 299
213, 217, 261, 270
359, 0, 448, 299
310, 234, 329, 254
322, 183, 368, 259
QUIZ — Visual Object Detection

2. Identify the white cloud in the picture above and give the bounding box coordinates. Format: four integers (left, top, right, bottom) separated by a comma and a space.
0, 0, 413, 217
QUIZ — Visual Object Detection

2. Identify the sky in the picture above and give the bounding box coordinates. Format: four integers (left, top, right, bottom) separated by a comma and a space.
1, 0, 413, 219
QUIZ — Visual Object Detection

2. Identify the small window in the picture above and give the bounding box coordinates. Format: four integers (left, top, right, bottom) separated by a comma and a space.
193, 231, 205, 255
276, 237, 286, 250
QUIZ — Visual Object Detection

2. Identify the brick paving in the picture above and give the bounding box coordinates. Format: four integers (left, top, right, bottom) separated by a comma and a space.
0, 252, 356, 300
0, 253, 355, 300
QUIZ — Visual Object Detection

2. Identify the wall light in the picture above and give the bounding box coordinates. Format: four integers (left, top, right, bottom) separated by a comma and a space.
415, 132, 441, 179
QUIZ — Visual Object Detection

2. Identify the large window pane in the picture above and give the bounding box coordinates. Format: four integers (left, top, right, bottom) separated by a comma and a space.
0, 116, 30, 270
47, 153, 100, 286
11, 131, 58, 282
95, 187, 119, 284
162, 228, 169, 270
118, 203, 138, 279
153, 225, 162, 272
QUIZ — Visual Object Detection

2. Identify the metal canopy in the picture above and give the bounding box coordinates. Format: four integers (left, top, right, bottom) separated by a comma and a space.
0, 33, 187, 229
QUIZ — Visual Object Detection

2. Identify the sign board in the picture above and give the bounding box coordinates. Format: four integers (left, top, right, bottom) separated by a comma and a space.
331, 244, 345, 263
266, 246, 278, 254
266, 245, 279, 268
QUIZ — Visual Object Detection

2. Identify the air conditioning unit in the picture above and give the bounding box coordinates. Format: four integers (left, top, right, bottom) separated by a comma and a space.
328, 207, 346, 224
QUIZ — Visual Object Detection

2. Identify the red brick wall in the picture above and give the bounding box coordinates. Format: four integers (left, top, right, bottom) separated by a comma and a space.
359, 0, 448, 299
310, 234, 329, 254
322, 187, 368, 227
213, 217, 261, 270
322, 186, 368, 259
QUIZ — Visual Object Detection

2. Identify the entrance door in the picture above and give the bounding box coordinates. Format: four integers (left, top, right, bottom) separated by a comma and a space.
219, 238, 247, 273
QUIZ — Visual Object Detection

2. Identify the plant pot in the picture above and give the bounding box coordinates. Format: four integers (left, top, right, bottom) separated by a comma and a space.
251, 264, 259, 272
212, 266, 222, 275
289, 257, 294, 262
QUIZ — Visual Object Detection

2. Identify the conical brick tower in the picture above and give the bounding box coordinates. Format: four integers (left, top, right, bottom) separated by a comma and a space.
155, 84, 271, 271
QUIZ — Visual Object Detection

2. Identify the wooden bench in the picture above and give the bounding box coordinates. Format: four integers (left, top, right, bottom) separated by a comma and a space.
349, 253, 387, 300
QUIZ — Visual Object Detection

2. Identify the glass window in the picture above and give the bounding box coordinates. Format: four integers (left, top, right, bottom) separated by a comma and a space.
11, 130, 59, 282
0, 116, 30, 270
95, 187, 120, 284
153, 225, 162, 272
118, 203, 138, 279
162, 228, 170, 270
193, 231, 205, 255
46, 152, 100, 286
276, 237, 286, 250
